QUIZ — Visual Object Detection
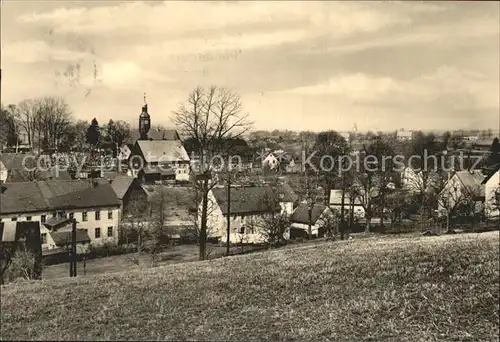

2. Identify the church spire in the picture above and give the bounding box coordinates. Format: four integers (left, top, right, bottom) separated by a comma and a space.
139, 94, 151, 140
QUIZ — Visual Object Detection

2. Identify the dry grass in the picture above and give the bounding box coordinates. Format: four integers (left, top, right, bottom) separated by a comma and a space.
1, 232, 499, 341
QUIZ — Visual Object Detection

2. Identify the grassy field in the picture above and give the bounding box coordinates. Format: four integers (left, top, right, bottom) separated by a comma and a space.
42, 243, 263, 280
1, 232, 499, 341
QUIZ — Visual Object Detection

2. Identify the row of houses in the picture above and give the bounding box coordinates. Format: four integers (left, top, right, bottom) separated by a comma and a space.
0, 175, 151, 253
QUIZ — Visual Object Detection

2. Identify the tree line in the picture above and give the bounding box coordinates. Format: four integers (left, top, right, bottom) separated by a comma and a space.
1, 96, 131, 156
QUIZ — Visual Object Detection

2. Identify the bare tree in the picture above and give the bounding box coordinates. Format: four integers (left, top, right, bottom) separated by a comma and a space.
7, 247, 38, 281
185, 186, 218, 259
438, 181, 482, 232
172, 86, 252, 260
15, 99, 40, 147
122, 195, 149, 265
258, 184, 290, 248
149, 188, 174, 246
0, 104, 20, 148
15, 97, 73, 151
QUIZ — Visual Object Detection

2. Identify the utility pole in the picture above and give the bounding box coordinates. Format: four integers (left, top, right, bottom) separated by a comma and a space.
70, 218, 77, 277
303, 141, 313, 240
340, 173, 346, 241
226, 157, 231, 256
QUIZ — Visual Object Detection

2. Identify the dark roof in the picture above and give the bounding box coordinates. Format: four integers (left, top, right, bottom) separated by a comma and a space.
50, 229, 91, 246
290, 203, 329, 225
1, 180, 120, 214
276, 183, 299, 203
109, 175, 135, 199
48, 184, 121, 209
0, 154, 72, 182
482, 162, 500, 184
44, 217, 72, 229
454, 170, 485, 195
212, 185, 281, 215
127, 128, 180, 145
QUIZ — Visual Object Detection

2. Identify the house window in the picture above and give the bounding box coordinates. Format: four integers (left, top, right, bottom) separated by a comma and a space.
107, 226, 113, 237
41, 215, 46, 223
108, 210, 113, 220
69, 213, 74, 220
240, 226, 245, 234
95, 211, 100, 221
95, 228, 101, 239
11, 217, 17, 222
58, 211, 65, 219
41, 233, 47, 244
26, 216, 32, 221
82, 212, 88, 222
52, 212, 57, 218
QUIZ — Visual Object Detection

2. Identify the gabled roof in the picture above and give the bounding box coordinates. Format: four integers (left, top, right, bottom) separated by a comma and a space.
212, 186, 281, 215
276, 183, 299, 203
44, 217, 72, 229
109, 175, 135, 200
127, 128, 180, 145
482, 163, 500, 184
290, 203, 329, 225
454, 170, 485, 191
1, 180, 120, 214
135, 140, 190, 163
50, 229, 91, 246
48, 185, 120, 209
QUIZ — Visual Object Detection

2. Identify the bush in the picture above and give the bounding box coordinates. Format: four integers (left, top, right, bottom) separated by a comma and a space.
5, 248, 38, 283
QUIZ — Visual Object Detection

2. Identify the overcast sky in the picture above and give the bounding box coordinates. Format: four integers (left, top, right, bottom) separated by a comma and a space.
1, 1, 499, 132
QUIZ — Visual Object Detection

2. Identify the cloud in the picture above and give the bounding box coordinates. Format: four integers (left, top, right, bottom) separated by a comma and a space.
14, 1, 422, 59
79, 60, 174, 90
17, 2, 408, 36
280, 66, 499, 111
303, 15, 499, 55
1, 40, 90, 64
283, 73, 401, 101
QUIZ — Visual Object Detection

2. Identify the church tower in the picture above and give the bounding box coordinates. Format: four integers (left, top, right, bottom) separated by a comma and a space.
139, 93, 151, 140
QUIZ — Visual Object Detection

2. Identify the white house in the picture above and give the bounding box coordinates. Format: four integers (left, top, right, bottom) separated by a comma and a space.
483, 165, 500, 219
329, 189, 365, 218
0, 180, 121, 250
289, 203, 335, 237
262, 153, 279, 170
437, 170, 485, 216
397, 129, 413, 141
133, 140, 191, 182
400, 167, 421, 193
204, 184, 297, 244
118, 144, 134, 162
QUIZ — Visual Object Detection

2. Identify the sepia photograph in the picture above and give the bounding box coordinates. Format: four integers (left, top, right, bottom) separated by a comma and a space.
0, 1, 499, 341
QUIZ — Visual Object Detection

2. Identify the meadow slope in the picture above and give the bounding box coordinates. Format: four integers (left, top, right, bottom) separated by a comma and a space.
1, 232, 499, 341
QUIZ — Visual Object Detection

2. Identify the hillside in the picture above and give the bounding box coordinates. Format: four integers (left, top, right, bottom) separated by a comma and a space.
1, 232, 499, 341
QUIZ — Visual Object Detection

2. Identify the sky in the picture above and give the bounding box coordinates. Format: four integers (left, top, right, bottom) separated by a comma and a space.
1, 1, 499, 133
